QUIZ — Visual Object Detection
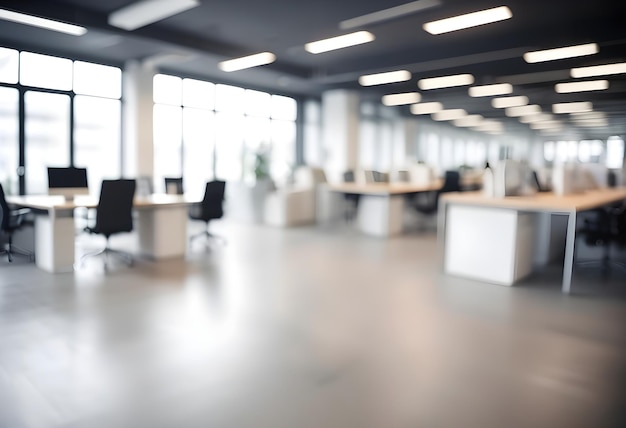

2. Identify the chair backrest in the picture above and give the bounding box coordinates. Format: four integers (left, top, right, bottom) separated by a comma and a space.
0, 183, 9, 232
440, 170, 461, 193
164, 177, 184, 195
343, 170, 355, 183
94, 179, 136, 237
136, 176, 153, 197
193, 180, 226, 222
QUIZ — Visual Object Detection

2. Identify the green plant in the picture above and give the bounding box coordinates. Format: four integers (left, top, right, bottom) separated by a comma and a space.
254, 149, 270, 180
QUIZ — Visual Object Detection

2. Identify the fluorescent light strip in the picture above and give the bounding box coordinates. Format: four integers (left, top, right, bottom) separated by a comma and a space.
473, 122, 503, 132
0, 8, 86, 35
571, 62, 626, 78
505, 104, 541, 117
570, 111, 606, 120
109, 0, 200, 31
359, 70, 411, 86
305, 31, 374, 54
555, 80, 609, 93
519, 113, 553, 123
530, 121, 563, 130
340, 0, 442, 30
453, 115, 483, 127
468, 83, 512, 97
218, 52, 276, 72
523, 43, 598, 63
418, 73, 474, 90
432, 109, 466, 121
410, 102, 443, 115
552, 101, 593, 114
423, 6, 512, 35
491, 96, 528, 108
577, 121, 608, 127
382, 92, 421, 106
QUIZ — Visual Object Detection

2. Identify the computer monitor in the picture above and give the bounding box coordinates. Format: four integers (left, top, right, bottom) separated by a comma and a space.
47, 167, 89, 199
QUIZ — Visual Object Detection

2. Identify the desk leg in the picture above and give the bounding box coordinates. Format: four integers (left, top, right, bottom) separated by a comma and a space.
562, 210, 577, 294
137, 206, 187, 259
35, 214, 75, 273
437, 199, 447, 271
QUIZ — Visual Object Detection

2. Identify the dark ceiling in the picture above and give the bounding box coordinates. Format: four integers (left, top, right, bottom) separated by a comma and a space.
0, 0, 625, 139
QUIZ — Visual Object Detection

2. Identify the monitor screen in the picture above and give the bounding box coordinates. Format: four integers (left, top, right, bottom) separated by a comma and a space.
47, 167, 89, 198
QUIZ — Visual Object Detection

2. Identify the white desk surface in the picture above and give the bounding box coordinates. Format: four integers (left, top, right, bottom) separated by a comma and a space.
440, 187, 626, 213
327, 180, 442, 195
7, 194, 198, 211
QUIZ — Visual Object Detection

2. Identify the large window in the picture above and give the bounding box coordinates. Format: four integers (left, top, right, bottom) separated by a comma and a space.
153, 74, 298, 192
0, 46, 122, 195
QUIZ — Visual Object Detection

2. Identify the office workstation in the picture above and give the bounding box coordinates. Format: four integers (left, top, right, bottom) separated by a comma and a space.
1, 1, 626, 428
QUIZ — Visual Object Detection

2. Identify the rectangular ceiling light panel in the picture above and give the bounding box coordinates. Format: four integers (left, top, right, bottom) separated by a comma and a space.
423, 6, 512, 35
552, 101, 593, 114
491, 96, 528, 108
410, 102, 443, 114
519, 113, 553, 123
571, 62, 626, 78
0, 8, 86, 35
219, 52, 276, 72
468, 83, 512, 97
523, 43, 598, 63
382, 92, 421, 106
305, 31, 375, 54
432, 109, 466, 121
340, 0, 442, 30
359, 70, 411, 86
418, 73, 474, 90
453, 115, 483, 127
505, 104, 541, 117
555, 80, 609, 93
109, 0, 200, 31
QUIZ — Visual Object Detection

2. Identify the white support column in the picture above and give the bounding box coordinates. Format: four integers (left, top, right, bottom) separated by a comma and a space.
123, 60, 155, 179
321, 90, 360, 183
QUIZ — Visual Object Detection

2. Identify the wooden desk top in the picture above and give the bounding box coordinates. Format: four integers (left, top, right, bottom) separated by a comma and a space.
327, 180, 442, 195
440, 187, 626, 213
7, 193, 198, 211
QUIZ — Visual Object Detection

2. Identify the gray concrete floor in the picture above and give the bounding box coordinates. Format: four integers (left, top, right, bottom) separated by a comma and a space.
1, 219, 625, 428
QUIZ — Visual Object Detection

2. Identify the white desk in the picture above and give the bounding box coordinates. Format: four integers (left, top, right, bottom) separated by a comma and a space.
7, 194, 197, 273
327, 182, 442, 237
438, 188, 626, 293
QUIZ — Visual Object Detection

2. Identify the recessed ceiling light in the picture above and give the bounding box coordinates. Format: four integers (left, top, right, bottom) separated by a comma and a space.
570, 111, 606, 121
468, 83, 512, 97
359, 70, 411, 86
555, 80, 609, 93
432, 109, 466, 121
570, 62, 626, 78
0, 8, 87, 35
305, 31, 375, 54
410, 102, 443, 115
523, 43, 598, 63
473, 120, 503, 132
340, 0, 442, 30
109, 0, 200, 31
418, 73, 474, 90
423, 6, 512, 35
505, 105, 541, 117
453, 115, 483, 127
218, 52, 276, 72
491, 96, 528, 108
552, 101, 593, 114
382, 92, 421, 106
530, 121, 563, 130
519, 113, 554, 123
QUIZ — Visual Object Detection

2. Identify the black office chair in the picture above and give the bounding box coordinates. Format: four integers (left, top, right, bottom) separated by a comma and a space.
0, 183, 34, 262
343, 170, 360, 222
189, 180, 226, 248
414, 170, 461, 216
164, 177, 184, 195
575, 204, 626, 274
80, 179, 136, 270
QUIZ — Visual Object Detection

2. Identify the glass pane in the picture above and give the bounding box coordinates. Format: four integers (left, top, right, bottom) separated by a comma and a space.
245, 89, 270, 118
215, 84, 244, 113
183, 78, 214, 109
578, 140, 591, 163
425, 133, 440, 166
183, 107, 215, 198
215, 112, 244, 181
73, 61, 122, 99
271, 95, 297, 121
74, 96, 121, 194
153, 74, 182, 105
359, 120, 377, 170
544, 141, 555, 162
270, 119, 296, 183
243, 116, 271, 182
153, 104, 182, 192
25, 91, 70, 194
0, 47, 19, 84
20, 52, 72, 90
454, 140, 466, 167
0, 87, 19, 194
606, 136, 625, 169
